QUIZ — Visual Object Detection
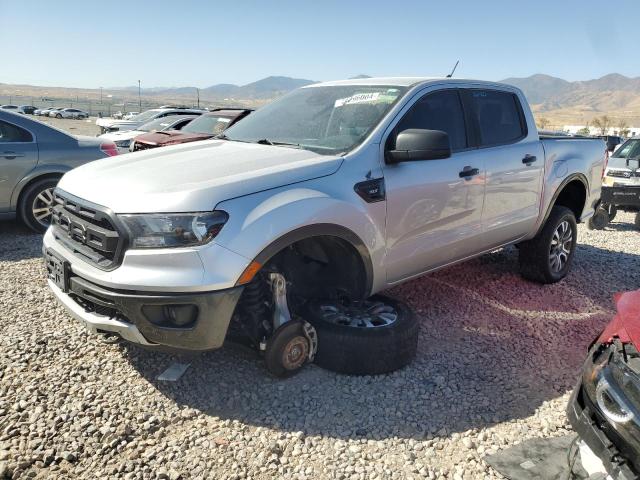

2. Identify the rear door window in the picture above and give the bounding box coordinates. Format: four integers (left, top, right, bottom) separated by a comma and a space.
395, 89, 468, 152
0, 120, 33, 142
468, 90, 526, 147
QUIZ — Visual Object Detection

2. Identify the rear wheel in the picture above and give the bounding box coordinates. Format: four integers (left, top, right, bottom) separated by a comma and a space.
302, 295, 419, 375
519, 206, 578, 283
18, 178, 59, 233
55, 113, 62, 119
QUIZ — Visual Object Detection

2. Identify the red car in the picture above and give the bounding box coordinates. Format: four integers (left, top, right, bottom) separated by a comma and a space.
568, 289, 640, 478
131, 108, 252, 151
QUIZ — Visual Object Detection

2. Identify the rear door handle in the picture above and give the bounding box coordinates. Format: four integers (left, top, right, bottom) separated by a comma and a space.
459, 166, 480, 179
522, 154, 537, 165
1, 151, 25, 159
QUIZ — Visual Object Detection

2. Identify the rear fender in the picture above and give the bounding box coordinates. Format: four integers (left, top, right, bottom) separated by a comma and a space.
10, 164, 71, 210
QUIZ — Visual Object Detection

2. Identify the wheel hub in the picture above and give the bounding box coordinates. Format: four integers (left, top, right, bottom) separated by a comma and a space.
549, 220, 573, 273
32, 187, 55, 227
281, 336, 309, 370
318, 299, 398, 328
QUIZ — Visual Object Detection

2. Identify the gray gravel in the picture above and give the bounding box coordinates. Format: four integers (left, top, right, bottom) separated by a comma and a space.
1, 214, 639, 480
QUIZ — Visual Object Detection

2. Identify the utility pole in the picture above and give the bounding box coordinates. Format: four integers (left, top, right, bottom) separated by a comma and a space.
100, 87, 103, 104
138, 80, 141, 110
196, 88, 200, 108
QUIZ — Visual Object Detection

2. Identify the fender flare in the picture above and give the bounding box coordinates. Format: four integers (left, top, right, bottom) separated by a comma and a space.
539, 172, 589, 230
250, 223, 375, 297
10, 165, 71, 210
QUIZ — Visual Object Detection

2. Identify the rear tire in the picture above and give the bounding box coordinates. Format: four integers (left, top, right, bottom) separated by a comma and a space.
18, 178, 59, 233
302, 295, 418, 375
519, 206, 577, 284
55, 113, 62, 119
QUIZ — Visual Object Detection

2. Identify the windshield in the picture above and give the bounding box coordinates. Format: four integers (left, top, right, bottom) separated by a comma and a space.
223, 85, 407, 155
138, 116, 188, 132
130, 110, 160, 123
182, 114, 234, 135
612, 138, 640, 159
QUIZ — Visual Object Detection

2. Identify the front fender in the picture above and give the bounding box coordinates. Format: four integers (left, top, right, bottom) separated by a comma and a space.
214, 185, 387, 294
9, 164, 71, 210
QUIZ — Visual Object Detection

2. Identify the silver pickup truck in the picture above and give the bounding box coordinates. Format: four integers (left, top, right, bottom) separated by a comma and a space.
43, 77, 605, 376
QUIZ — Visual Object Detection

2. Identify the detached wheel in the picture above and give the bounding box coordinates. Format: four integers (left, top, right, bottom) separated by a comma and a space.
302, 295, 418, 375
18, 178, 59, 233
606, 204, 617, 222
264, 321, 310, 378
519, 205, 577, 284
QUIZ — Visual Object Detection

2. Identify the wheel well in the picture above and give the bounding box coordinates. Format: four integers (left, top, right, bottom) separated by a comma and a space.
553, 179, 586, 222
266, 235, 369, 302
15, 173, 62, 215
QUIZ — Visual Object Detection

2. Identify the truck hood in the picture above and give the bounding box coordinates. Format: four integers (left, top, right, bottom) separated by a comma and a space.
599, 290, 640, 348
57, 139, 342, 213
99, 130, 144, 142
135, 130, 213, 146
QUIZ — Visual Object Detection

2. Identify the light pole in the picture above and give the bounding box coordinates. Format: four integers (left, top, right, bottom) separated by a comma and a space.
196, 88, 200, 108
100, 87, 103, 104
138, 80, 141, 110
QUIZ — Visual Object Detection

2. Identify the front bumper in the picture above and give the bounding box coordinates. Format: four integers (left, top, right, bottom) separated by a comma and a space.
567, 380, 639, 480
47, 266, 244, 351
601, 185, 640, 209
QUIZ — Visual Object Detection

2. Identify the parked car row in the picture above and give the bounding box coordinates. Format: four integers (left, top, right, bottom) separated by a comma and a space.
35, 107, 89, 119
95, 106, 206, 134
97, 108, 253, 153
1, 105, 38, 115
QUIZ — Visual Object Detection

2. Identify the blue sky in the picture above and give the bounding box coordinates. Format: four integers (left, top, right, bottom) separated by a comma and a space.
1, 0, 638, 88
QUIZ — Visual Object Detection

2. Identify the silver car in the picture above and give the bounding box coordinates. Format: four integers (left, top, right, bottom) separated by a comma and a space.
0, 110, 118, 232
55, 108, 89, 120
44, 77, 605, 377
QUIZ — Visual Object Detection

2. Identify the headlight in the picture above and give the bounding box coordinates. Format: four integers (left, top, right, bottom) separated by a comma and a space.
119, 211, 228, 248
114, 139, 131, 148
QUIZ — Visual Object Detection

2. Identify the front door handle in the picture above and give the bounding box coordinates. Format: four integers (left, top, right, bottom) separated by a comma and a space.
459, 166, 480, 179
1, 151, 25, 159
522, 154, 537, 165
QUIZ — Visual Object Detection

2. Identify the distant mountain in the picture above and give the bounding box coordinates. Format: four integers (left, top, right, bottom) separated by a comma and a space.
501, 73, 640, 125
107, 76, 316, 100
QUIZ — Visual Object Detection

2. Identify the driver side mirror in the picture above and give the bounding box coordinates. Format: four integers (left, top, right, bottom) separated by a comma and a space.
386, 128, 452, 164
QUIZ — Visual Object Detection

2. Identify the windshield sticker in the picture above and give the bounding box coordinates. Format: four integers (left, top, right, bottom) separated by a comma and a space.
335, 92, 381, 107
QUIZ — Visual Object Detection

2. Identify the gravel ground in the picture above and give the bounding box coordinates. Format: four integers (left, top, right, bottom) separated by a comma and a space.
30, 116, 101, 137
1, 211, 639, 479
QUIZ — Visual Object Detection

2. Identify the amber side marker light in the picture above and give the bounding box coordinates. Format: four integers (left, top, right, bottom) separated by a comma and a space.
237, 261, 262, 285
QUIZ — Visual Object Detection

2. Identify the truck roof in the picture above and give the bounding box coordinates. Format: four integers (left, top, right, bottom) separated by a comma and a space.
307, 77, 516, 90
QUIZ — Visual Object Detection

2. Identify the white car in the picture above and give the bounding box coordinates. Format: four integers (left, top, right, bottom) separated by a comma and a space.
0, 105, 24, 114
96, 108, 204, 134
98, 114, 197, 153
54, 108, 89, 119
46, 108, 64, 117
123, 112, 139, 120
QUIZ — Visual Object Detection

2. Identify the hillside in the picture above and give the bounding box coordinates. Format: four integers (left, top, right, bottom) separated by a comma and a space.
501, 73, 640, 127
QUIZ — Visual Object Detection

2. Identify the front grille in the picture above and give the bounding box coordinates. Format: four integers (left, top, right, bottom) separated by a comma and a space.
51, 190, 127, 270
608, 169, 640, 179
